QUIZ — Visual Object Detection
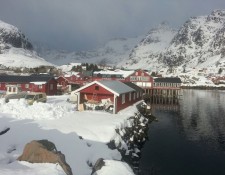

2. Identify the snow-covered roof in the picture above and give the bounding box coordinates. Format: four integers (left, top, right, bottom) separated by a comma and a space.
93, 70, 134, 78
74, 80, 134, 96
0, 75, 55, 83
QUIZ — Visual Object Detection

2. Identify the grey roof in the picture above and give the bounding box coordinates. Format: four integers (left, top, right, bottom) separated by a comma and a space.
123, 82, 144, 92
0, 74, 56, 83
98, 80, 134, 95
154, 77, 182, 83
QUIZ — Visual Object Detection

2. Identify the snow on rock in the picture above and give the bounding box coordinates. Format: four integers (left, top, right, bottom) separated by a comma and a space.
95, 160, 134, 175
0, 19, 54, 68
0, 161, 66, 175
0, 95, 137, 175
121, 22, 177, 71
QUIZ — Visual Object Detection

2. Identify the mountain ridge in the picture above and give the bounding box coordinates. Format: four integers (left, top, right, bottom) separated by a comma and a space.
0, 20, 53, 68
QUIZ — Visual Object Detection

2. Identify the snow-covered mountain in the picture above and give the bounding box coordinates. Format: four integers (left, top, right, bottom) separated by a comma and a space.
162, 9, 225, 68
35, 9, 225, 73
0, 20, 53, 68
119, 22, 177, 71
123, 10, 225, 71
35, 37, 142, 66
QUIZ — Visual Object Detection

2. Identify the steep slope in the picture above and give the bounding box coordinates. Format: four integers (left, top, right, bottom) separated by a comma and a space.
36, 37, 142, 66
120, 23, 177, 71
121, 10, 225, 72
162, 9, 225, 68
0, 20, 53, 68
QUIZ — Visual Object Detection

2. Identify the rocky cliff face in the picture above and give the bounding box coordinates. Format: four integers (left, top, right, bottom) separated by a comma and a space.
122, 10, 225, 71
0, 20, 53, 68
0, 20, 33, 53
162, 9, 225, 68
120, 22, 177, 70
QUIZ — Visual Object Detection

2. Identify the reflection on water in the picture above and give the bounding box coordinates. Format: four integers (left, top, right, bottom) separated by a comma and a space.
139, 90, 225, 175
179, 90, 225, 151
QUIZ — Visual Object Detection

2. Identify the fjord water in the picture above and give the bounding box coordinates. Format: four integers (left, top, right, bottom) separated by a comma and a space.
139, 90, 225, 175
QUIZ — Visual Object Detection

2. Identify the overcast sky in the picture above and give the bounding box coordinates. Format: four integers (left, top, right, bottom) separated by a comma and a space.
0, 0, 225, 51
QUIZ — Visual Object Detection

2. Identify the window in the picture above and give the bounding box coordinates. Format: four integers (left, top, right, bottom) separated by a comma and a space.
38, 85, 42, 89
137, 92, 139, 98
95, 86, 99, 90
50, 84, 54, 90
17, 84, 21, 87
122, 94, 125, 104
133, 93, 136, 100
129, 92, 131, 101
25, 84, 29, 88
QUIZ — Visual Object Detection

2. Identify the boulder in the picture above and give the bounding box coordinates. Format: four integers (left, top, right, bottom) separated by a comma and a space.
91, 158, 105, 175
17, 140, 72, 175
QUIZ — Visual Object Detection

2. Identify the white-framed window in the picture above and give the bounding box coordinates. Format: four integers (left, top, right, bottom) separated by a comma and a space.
38, 85, 42, 89
25, 84, 29, 88
122, 94, 125, 104
50, 84, 54, 90
129, 92, 131, 101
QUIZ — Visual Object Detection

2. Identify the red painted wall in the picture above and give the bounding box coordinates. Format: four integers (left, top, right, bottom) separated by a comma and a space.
125, 70, 154, 89
0, 80, 57, 95
57, 77, 69, 87
77, 82, 143, 113
116, 91, 143, 113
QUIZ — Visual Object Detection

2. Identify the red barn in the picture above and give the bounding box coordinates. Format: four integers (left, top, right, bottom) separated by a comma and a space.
0, 75, 57, 95
73, 80, 143, 114
56, 75, 81, 93
125, 69, 154, 94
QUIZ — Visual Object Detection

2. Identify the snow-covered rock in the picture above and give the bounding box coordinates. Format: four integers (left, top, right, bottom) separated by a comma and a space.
120, 22, 177, 71
0, 20, 53, 68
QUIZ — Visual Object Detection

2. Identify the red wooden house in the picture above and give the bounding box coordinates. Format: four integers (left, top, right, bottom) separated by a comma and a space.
125, 69, 154, 94
73, 80, 143, 114
56, 75, 81, 93
0, 75, 57, 95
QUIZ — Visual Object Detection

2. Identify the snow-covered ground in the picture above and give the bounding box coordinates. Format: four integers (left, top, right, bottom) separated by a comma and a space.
0, 95, 137, 175
0, 47, 54, 68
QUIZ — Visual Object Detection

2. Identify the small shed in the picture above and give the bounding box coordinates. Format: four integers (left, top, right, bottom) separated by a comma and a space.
73, 80, 141, 114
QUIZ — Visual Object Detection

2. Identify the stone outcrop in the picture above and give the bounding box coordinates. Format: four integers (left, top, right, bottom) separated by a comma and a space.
0, 127, 10, 135
91, 158, 105, 175
17, 139, 73, 175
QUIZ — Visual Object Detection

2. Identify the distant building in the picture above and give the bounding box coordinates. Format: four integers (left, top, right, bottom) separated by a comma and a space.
153, 77, 182, 98
125, 69, 154, 94
92, 70, 134, 81
56, 75, 81, 94
0, 74, 57, 95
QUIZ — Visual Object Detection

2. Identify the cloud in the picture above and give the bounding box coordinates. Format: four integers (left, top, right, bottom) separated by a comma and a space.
0, 0, 225, 51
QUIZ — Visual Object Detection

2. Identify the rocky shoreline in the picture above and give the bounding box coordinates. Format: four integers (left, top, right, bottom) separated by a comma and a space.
105, 102, 156, 175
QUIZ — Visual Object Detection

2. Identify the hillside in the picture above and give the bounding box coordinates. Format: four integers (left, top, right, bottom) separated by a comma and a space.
0, 20, 53, 68
35, 37, 142, 66
119, 22, 177, 71
123, 10, 225, 72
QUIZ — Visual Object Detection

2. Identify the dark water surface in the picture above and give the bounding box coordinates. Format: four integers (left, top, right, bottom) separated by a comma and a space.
139, 90, 225, 175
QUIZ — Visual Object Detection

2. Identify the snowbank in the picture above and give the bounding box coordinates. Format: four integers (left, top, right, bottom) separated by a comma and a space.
0, 95, 137, 175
